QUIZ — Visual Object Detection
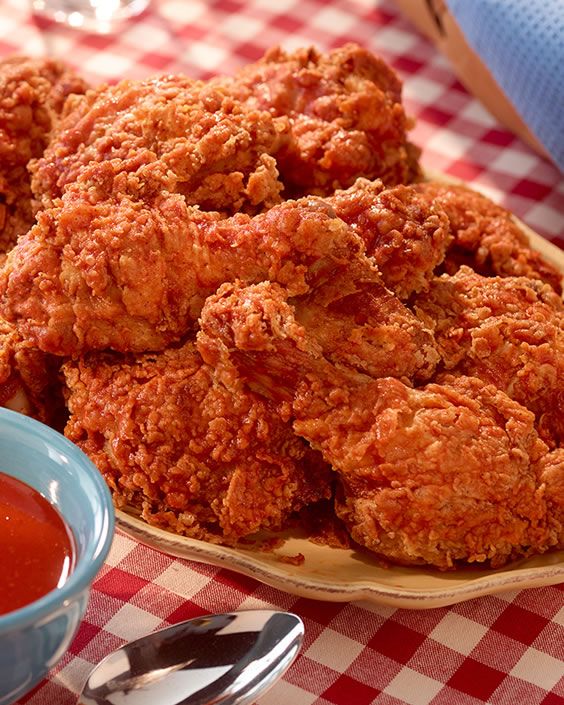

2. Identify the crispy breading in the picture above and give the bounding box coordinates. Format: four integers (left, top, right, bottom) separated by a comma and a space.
414, 266, 564, 446
327, 178, 452, 298
0, 316, 64, 426
0, 56, 88, 252
63, 341, 331, 543
197, 279, 562, 568
215, 43, 421, 195
322, 375, 560, 569
415, 181, 562, 294
30, 75, 287, 213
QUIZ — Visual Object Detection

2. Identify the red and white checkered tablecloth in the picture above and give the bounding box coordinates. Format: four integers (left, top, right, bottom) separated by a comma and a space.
1, 1, 563, 704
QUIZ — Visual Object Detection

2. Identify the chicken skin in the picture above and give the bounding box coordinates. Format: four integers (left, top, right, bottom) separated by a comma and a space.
327, 178, 452, 298
0, 190, 438, 386
30, 75, 286, 214
63, 341, 331, 543
0, 317, 64, 426
414, 266, 564, 446
415, 182, 562, 294
0, 193, 352, 354
197, 279, 562, 569
217, 43, 421, 195
31, 44, 422, 212
0, 56, 88, 252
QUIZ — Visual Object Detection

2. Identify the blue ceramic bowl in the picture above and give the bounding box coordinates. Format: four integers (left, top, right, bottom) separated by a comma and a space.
0, 408, 114, 705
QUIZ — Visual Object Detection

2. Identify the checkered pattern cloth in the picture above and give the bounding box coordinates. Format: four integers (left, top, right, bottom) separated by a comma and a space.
1, 0, 562, 703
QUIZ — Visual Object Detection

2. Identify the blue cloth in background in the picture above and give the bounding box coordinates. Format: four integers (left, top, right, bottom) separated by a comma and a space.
446, 0, 564, 171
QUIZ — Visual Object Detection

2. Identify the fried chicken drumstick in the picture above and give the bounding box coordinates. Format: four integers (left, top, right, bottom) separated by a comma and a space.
197, 280, 563, 569
0, 187, 439, 383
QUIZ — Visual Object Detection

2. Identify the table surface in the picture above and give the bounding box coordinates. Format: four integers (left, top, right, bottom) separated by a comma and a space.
2, 1, 563, 704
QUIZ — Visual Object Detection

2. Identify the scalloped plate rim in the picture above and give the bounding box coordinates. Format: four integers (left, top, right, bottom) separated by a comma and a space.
116, 509, 564, 609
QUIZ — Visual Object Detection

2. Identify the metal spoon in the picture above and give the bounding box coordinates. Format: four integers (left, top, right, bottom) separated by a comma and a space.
79, 610, 304, 705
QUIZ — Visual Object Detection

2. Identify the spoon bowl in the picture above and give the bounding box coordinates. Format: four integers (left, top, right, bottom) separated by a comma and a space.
79, 609, 304, 705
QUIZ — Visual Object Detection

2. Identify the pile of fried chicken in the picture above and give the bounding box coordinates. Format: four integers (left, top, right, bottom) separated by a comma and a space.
0, 45, 562, 570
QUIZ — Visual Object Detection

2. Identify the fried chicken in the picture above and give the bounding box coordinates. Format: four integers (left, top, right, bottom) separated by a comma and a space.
0, 46, 560, 571
327, 178, 452, 298
415, 182, 562, 294
0, 193, 358, 353
0, 191, 438, 383
291, 257, 438, 382
216, 43, 421, 195
30, 74, 287, 214
30, 44, 423, 211
414, 266, 564, 446
63, 341, 331, 543
316, 375, 561, 569
197, 280, 562, 569
0, 316, 64, 426
0, 56, 88, 253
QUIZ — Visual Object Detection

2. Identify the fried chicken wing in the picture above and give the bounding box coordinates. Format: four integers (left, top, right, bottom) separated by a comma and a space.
30, 75, 287, 213
327, 178, 452, 298
63, 341, 331, 543
197, 280, 562, 569
414, 266, 564, 445
415, 182, 562, 294
0, 56, 88, 252
216, 43, 421, 195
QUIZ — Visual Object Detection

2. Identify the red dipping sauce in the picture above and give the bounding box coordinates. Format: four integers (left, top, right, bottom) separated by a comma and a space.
0, 472, 75, 615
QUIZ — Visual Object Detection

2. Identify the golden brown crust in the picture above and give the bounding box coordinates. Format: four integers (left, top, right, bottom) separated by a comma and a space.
63, 341, 331, 543
413, 266, 564, 446
198, 272, 438, 388
328, 179, 452, 298
1, 187, 440, 360
0, 316, 64, 426
31, 76, 287, 214
214, 43, 421, 195
0, 56, 88, 252
415, 181, 563, 294
327, 376, 560, 569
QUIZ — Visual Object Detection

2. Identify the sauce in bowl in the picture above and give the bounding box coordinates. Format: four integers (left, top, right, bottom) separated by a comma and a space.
0, 472, 75, 615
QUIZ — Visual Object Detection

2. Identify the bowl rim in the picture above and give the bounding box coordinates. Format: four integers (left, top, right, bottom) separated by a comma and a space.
0, 407, 115, 631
